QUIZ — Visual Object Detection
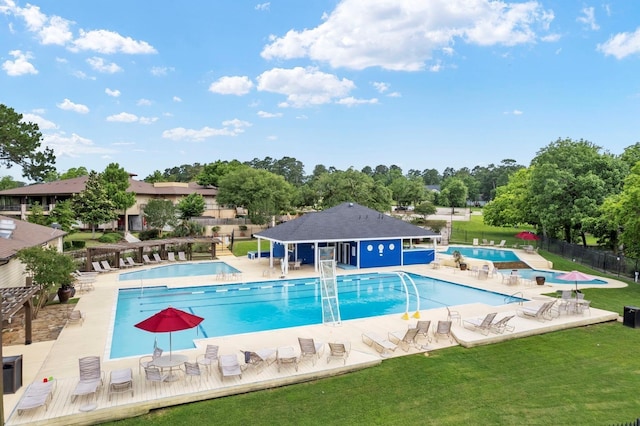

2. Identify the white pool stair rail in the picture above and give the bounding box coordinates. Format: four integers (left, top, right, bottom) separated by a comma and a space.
391, 271, 421, 320
319, 258, 341, 326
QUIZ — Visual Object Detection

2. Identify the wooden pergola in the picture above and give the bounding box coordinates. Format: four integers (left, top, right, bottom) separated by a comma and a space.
0, 286, 39, 345
84, 237, 223, 271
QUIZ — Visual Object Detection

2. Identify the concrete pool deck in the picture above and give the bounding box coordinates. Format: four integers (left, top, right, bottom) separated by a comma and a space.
3, 247, 623, 425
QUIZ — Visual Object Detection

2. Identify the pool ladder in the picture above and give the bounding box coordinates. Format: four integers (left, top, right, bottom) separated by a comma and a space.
504, 291, 524, 305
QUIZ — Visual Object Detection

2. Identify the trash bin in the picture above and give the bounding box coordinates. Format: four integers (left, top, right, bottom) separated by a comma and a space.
623, 306, 640, 328
3, 355, 23, 394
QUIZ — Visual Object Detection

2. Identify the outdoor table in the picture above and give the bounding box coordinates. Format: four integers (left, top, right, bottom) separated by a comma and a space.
152, 354, 188, 381
277, 346, 298, 372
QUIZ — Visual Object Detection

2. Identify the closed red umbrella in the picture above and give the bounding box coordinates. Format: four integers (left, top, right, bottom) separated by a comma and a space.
134, 307, 204, 359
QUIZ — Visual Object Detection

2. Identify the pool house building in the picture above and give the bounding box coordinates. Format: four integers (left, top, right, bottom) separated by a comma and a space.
253, 202, 441, 272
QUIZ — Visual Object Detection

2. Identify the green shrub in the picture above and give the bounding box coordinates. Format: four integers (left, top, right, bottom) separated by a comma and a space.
63, 241, 73, 250
139, 229, 161, 240
98, 232, 123, 243
72, 240, 86, 249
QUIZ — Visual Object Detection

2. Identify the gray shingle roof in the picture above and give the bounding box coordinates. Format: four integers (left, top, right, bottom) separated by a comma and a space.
255, 202, 440, 243
0, 215, 66, 260
0, 177, 217, 196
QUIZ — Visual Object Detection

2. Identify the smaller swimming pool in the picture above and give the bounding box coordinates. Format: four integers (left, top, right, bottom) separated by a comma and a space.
440, 247, 521, 262
119, 261, 239, 281
513, 269, 608, 285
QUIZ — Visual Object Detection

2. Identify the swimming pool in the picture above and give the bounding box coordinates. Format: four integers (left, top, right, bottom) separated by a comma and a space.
513, 269, 607, 285
119, 261, 239, 281
110, 272, 525, 359
440, 247, 521, 262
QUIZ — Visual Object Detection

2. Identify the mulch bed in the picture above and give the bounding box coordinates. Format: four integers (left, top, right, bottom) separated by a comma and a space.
2, 303, 73, 345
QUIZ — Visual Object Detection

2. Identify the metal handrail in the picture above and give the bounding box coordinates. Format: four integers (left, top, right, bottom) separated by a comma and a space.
504, 291, 524, 305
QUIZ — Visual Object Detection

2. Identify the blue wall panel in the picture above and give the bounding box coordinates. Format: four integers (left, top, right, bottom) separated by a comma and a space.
359, 239, 402, 268
403, 249, 435, 265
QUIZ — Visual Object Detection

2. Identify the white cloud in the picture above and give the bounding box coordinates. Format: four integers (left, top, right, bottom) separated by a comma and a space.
261, 0, 554, 71
21, 113, 57, 130
137, 98, 152, 106
43, 132, 114, 158
38, 15, 73, 45
106, 112, 138, 123
267, 135, 277, 141
388, 92, 401, 98
163, 119, 251, 141
138, 116, 158, 125
173, 96, 182, 102
257, 110, 283, 118
57, 98, 89, 114
597, 28, 640, 59
503, 109, 523, 115
150, 66, 174, 76
257, 67, 355, 107
577, 7, 599, 31
105, 88, 121, 97
255, 2, 270, 11
86, 56, 122, 73
209, 76, 254, 95
336, 97, 378, 106
373, 82, 389, 93
2, 50, 37, 76
72, 70, 95, 80
71, 29, 156, 54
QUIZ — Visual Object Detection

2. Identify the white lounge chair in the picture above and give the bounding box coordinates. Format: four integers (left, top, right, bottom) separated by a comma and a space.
101, 260, 118, 271
16, 381, 55, 415
491, 315, 515, 334
124, 257, 141, 267
298, 337, 324, 366
153, 253, 165, 263
92, 261, 107, 273
218, 354, 242, 380
167, 252, 177, 262
241, 348, 276, 374
496, 240, 507, 247
178, 251, 187, 261
327, 342, 351, 365
463, 312, 497, 335
142, 254, 158, 264
361, 332, 397, 357
388, 327, 420, 352
434, 320, 454, 343
108, 368, 133, 400
119, 258, 133, 269
516, 300, 556, 321
196, 344, 219, 375
472, 238, 479, 246
71, 356, 104, 402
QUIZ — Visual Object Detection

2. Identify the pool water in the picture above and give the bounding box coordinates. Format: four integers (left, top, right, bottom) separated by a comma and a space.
513, 269, 607, 285
440, 247, 521, 262
111, 272, 525, 359
119, 261, 239, 281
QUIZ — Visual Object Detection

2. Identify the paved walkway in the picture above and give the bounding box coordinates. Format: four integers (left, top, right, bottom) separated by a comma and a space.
2, 247, 624, 425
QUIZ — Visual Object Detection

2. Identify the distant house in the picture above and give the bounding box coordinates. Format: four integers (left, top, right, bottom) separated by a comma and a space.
0, 216, 66, 288
0, 176, 236, 231
254, 202, 441, 271
426, 185, 441, 193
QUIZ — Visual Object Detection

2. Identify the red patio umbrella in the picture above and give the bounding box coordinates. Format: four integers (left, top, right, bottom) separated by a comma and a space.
556, 270, 595, 292
515, 231, 540, 241
134, 307, 204, 359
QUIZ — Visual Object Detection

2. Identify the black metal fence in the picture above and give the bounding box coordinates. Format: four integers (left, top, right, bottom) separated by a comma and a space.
539, 237, 639, 281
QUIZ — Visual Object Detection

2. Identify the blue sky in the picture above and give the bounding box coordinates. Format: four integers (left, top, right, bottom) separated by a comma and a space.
1, 0, 640, 182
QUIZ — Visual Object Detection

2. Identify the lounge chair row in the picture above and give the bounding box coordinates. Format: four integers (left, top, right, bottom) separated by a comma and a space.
463, 312, 515, 335
91, 252, 189, 272
362, 320, 454, 357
